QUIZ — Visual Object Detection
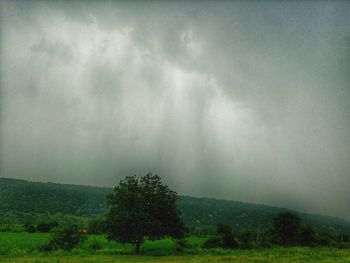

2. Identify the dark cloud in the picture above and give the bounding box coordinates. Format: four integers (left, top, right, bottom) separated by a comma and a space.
1, 0, 350, 220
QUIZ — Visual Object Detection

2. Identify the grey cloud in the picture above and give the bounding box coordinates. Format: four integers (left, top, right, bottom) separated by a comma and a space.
31, 38, 74, 64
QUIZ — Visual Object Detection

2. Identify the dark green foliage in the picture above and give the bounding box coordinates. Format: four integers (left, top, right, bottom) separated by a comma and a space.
24, 223, 36, 233
175, 238, 190, 252
42, 224, 87, 251
217, 224, 238, 249
339, 234, 349, 242
202, 224, 238, 249
39, 240, 56, 252
36, 223, 52, 233
316, 232, 337, 246
0, 178, 109, 216
88, 238, 102, 251
271, 212, 301, 246
299, 224, 317, 246
1, 178, 350, 236
106, 173, 185, 254
202, 236, 223, 248
237, 231, 256, 249
259, 231, 272, 248
35, 222, 58, 232
178, 196, 350, 236
217, 224, 232, 236
88, 219, 106, 234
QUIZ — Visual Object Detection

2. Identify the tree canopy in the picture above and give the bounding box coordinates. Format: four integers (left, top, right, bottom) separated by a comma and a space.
272, 212, 301, 246
105, 173, 185, 254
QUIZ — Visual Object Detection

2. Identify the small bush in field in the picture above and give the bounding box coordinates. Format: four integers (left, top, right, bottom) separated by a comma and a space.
175, 238, 190, 252
89, 238, 102, 251
237, 231, 256, 249
39, 241, 56, 252
24, 223, 36, 233
40, 224, 87, 251
36, 223, 52, 233
203, 237, 223, 248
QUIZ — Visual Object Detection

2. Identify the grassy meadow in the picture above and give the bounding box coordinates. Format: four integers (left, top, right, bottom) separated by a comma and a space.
1, 232, 350, 262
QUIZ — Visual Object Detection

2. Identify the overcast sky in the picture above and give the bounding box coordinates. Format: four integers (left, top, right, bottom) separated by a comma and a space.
1, 0, 349, 220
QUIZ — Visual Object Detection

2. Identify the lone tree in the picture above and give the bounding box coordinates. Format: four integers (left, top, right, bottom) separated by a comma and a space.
106, 173, 185, 254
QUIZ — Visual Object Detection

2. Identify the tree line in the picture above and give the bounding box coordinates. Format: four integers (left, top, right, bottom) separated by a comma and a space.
23, 173, 350, 254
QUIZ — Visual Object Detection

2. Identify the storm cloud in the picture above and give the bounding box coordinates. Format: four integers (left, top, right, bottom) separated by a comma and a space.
1, 1, 349, 220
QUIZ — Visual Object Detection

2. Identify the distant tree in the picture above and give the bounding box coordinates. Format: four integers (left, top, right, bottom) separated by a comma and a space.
237, 231, 256, 249
272, 212, 301, 246
317, 232, 337, 246
217, 224, 238, 248
338, 234, 349, 243
299, 224, 316, 246
203, 224, 238, 249
106, 173, 185, 254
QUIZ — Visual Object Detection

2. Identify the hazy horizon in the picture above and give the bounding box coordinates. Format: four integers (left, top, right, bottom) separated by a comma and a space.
1, 1, 349, 221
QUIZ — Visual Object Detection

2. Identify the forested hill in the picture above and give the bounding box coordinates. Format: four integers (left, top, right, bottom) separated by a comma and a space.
1, 177, 350, 234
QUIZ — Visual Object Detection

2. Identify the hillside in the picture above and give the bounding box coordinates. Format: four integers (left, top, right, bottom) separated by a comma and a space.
1, 177, 349, 235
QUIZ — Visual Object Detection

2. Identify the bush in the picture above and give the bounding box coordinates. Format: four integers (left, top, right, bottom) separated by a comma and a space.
88, 238, 102, 251
202, 224, 238, 249
259, 231, 272, 248
36, 223, 52, 233
88, 219, 106, 234
202, 237, 222, 248
175, 238, 190, 252
316, 232, 337, 247
237, 231, 256, 249
299, 225, 317, 246
24, 223, 36, 233
40, 224, 87, 251
217, 224, 238, 249
39, 241, 57, 252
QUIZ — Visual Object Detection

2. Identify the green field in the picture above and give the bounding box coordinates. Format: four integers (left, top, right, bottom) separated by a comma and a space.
1, 233, 350, 262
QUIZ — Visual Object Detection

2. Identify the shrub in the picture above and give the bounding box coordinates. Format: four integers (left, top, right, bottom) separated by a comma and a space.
202, 237, 222, 248
202, 224, 238, 249
259, 231, 272, 248
24, 223, 36, 233
88, 238, 102, 251
237, 231, 256, 249
175, 238, 190, 252
39, 241, 57, 252
299, 224, 317, 246
217, 224, 238, 249
88, 219, 106, 234
40, 224, 87, 251
316, 232, 337, 247
36, 223, 52, 233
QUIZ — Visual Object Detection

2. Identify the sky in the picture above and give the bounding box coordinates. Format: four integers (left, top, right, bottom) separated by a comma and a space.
1, 0, 349, 220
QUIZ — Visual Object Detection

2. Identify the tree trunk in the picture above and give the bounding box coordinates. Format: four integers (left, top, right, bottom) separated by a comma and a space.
135, 242, 141, 254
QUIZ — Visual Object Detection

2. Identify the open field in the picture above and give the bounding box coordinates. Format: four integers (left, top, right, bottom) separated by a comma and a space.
1, 233, 350, 262
2, 248, 350, 263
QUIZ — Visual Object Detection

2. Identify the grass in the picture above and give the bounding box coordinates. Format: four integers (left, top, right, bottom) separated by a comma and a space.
0, 232, 207, 256
0, 232, 350, 262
